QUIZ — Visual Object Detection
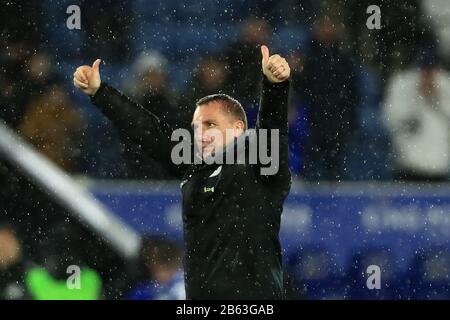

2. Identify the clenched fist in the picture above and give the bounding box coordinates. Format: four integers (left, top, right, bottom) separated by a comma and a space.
261, 45, 290, 83
73, 59, 102, 96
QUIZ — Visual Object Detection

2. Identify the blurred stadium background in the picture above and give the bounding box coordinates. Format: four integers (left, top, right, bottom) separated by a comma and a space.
1, 0, 450, 299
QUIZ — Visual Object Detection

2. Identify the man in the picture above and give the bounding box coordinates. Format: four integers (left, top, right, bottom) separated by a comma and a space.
73, 45, 291, 299
128, 236, 185, 300
383, 50, 450, 181
298, 13, 358, 181
0, 225, 29, 300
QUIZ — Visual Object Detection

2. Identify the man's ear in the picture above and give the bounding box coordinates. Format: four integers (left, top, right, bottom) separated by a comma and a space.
233, 120, 245, 136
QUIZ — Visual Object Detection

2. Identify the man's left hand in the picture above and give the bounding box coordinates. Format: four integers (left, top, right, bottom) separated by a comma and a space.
261, 45, 291, 83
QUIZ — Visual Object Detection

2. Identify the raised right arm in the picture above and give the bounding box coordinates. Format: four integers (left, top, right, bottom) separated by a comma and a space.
73, 60, 186, 179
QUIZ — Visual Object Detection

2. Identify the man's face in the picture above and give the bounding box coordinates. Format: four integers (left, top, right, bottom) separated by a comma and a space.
192, 102, 244, 158
0, 229, 21, 270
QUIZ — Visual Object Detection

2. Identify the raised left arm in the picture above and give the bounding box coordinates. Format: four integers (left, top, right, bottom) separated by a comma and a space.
254, 46, 291, 185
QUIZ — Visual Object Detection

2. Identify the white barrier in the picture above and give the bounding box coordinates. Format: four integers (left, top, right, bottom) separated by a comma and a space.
0, 120, 141, 259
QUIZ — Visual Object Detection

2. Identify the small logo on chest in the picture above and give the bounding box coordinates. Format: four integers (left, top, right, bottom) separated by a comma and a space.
203, 186, 215, 193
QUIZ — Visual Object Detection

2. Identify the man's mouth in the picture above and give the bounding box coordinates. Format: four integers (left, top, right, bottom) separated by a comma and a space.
202, 142, 212, 150
201, 143, 215, 157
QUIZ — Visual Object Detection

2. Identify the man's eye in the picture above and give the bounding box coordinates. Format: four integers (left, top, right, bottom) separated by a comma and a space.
208, 123, 216, 128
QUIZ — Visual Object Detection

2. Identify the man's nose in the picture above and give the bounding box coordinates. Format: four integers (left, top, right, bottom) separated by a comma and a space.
202, 134, 211, 142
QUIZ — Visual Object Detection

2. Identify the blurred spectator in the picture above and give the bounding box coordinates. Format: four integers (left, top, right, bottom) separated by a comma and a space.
177, 53, 234, 158
18, 83, 87, 173
80, 0, 134, 63
260, 0, 319, 26
1, 46, 61, 129
126, 50, 188, 129
383, 50, 450, 182
0, 1, 42, 47
421, 0, 450, 68
122, 50, 190, 179
0, 225, 29, 300
224, 17, 272, 109
128, 236, 185, 300
346, 0, 436, 81
24, 51, 62, 97
179, 54, 232, 114
0, 160, 125, 299
0, 40, 33, 128
297, 12, 359, 181
25, 222, 102, 300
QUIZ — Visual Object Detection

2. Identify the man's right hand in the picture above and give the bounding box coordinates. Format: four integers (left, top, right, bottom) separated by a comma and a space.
73, 59, 102, 96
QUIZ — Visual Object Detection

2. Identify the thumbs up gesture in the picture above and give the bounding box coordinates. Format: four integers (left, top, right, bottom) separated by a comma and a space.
261, 45, 290, 83
73, 59, 102, 96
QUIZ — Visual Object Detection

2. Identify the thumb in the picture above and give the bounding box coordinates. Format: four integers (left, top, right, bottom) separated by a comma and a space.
92, 59, 102, 74
261, 45, 269, 66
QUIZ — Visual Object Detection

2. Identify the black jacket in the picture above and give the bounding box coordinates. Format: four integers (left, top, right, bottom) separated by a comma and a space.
91, 77, 291, 299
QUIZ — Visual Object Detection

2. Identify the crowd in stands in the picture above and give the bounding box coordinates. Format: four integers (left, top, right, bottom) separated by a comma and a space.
1, 0, 450, 300
2, 0, 449, 182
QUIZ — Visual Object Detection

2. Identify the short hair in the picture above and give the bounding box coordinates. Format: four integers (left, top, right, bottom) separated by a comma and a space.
141, 236, 182, 269
196, 94, 248, 130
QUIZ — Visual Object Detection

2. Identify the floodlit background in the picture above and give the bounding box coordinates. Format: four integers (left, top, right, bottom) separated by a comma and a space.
1, 0, 450, 299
